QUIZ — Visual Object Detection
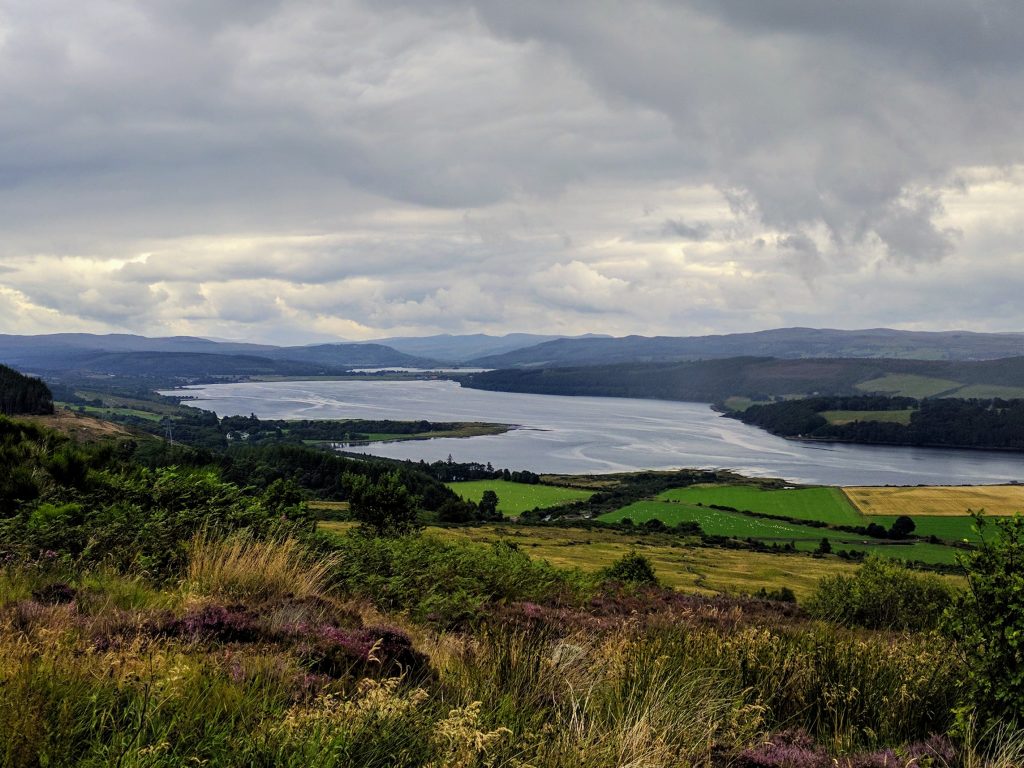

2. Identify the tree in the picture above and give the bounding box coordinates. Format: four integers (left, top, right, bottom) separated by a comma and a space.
816, 536, 832, 555
346, 471, 421, 537
437, 498, 475, 523
948, 514, 1024, 727
889, 515, 916, 539
478, 489, 499, 518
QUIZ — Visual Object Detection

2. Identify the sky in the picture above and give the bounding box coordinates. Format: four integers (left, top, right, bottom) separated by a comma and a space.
1, 0, 1023, 344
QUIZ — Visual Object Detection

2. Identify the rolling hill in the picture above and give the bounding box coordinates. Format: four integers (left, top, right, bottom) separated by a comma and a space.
0, 334, 438, 374
468, 328, 1024, 368
460, 356, 1024, 404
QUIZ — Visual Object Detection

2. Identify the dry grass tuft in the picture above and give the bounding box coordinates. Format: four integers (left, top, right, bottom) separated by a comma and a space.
958, 720, 1024, 768
185, 530, 339, 603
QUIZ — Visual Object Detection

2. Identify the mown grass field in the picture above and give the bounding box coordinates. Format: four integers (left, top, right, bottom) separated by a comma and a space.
658, 485, 864, 525
447, 479, 593, 515
854, 374, 961, 398
845, 485, 1024, 517
821, 409, 914, 426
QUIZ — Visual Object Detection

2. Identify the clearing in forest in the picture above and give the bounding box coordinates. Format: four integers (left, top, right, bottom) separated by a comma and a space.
854, 374, 961, 398
821, 409, 914, 426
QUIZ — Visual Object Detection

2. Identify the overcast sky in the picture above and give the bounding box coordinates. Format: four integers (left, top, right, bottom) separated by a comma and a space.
1, 0, 1023, 343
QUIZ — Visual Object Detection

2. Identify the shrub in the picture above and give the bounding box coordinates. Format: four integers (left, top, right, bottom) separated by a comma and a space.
602, 550, 658, 586
806, 556, 955, 631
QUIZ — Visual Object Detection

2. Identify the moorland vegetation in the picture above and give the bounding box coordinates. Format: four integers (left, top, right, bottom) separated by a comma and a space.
2, 410, 1024, 767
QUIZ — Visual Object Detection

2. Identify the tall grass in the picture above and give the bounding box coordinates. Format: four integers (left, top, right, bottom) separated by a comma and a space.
184, 530, 338, 602
958, 719, 1024, 768
545, 634, 737, 768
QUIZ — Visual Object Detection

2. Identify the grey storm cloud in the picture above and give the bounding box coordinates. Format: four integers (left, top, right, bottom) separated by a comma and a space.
662, 220, 712, 241
0, 0, 1023, 341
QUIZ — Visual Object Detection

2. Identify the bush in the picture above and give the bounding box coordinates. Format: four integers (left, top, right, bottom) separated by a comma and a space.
752, 586, 797, 603
602, 550, 658, 586
806, 556, 955, 631
328, 533, 572, 628
948, 514, 1024, 728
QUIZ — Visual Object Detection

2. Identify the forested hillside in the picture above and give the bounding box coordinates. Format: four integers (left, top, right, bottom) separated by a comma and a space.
470, 327, 1024, 368
733, 396, 1024, 450
0, 364, 53, 415
461, 356, 1024, 402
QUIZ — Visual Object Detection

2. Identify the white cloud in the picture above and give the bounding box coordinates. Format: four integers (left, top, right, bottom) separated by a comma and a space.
1, 1, 1023, 341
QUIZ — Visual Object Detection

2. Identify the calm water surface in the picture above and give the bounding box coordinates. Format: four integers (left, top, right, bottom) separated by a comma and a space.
170, 379, 1024, 486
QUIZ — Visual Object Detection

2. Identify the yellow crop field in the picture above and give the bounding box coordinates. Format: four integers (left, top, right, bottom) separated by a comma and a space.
844, 485, 1024, 517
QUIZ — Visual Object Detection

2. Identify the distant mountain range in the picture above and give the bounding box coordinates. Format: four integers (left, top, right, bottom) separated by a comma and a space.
0, 334, 438, 377
363, 333, 577, 362
462, 356, 1024, 404
467, 328, 1024, 368
2, 328, 1024, 387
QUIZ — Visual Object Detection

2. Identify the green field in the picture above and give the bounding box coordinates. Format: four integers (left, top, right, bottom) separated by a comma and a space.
869, 514, 980, 542
447, 479, 593, 516
854, 374, 961, 398
945, 384, 1024, 399
595, 483, 976, 563
821, 409, 914, 426
72, 404, 163, 422
600, 500, 831, 542
658, 485, 863, 525
598, 500, 958, 564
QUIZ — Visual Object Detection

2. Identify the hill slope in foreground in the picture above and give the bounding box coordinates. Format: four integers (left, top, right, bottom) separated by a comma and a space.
0, 408, 1020, 765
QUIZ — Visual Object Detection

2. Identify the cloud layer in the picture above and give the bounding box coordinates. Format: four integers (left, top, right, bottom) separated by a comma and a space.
1, 0, 1022, 342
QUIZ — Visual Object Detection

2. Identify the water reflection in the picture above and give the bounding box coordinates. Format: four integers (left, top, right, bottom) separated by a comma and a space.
169, 379, 1024, 486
